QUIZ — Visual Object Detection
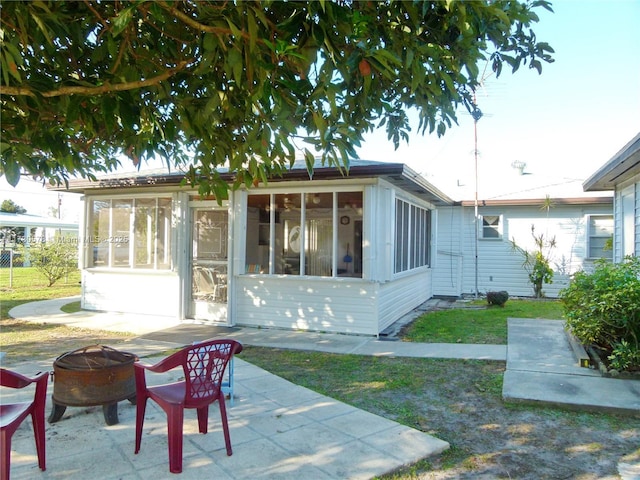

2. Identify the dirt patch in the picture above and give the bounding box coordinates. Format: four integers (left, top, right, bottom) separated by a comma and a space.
394, 361, 640, 479
240, 348, 640, 480
0, 319, 134, 364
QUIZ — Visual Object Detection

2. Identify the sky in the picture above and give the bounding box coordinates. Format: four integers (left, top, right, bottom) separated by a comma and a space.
1, 0, 639, 220
356, 0, 640, 199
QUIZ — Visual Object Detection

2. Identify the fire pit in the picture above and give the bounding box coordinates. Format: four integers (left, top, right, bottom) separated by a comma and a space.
48, 345, 137, 426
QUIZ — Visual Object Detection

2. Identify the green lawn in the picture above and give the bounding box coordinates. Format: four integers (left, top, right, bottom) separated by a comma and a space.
1, 266, 81, 319
401, 299, 564, 344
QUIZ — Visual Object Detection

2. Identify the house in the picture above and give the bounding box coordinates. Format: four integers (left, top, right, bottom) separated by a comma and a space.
432, 169, 614, 298
432, 196, 613, 298
583, 132, 640, 260
0, 212, 79, 267
62, 160, 453, 336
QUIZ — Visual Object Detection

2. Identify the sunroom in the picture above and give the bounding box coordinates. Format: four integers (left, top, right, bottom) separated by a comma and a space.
66, 161, 452, 336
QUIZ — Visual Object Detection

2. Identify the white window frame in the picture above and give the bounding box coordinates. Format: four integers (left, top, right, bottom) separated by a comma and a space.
394, 198, 432, 274
86, 194, 174, 270
587, 214, 614, 260
479, 214, 503, 240
244, 188, 364, 278
621, 187, 635, 258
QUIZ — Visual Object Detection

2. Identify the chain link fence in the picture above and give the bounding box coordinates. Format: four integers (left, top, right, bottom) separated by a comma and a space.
1, 235, 79, 288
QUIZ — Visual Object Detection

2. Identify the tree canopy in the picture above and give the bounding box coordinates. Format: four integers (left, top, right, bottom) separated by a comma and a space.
1, 199, 27, 214
0, 0, 554, 196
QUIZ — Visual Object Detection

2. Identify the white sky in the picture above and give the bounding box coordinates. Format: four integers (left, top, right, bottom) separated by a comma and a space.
2, 0, 638, 218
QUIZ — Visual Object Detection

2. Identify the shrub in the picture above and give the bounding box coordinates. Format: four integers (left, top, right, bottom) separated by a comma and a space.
20, 239, 78, 287
560, 256, 640, 371
486, 291, 509, 307
608, 340, 640, 372
511, 225, 556, 298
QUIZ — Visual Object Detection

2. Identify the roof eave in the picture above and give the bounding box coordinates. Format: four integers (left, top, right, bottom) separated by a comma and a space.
584, 132, 640, 191
459, 196, 613, 207
53, 162, 455, 206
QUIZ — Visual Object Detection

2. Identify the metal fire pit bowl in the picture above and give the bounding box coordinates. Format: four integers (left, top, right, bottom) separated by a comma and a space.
48, 345, 138, 425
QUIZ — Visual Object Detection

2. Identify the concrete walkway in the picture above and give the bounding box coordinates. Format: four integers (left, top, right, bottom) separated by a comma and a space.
3, 297, 640, 479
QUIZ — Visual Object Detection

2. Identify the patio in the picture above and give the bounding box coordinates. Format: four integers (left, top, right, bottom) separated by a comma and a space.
3, 347, 448, 480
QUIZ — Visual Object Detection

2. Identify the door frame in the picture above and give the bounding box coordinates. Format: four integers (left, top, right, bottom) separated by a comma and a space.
187, 199, 232, 324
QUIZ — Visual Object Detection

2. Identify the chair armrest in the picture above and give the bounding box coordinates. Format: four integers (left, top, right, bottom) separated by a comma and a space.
134, 349, 183, 374
0, 368, 48, 389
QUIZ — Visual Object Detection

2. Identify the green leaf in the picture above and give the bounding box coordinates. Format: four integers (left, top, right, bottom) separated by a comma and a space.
2, 158, 22, 187
111, 6, 135, 37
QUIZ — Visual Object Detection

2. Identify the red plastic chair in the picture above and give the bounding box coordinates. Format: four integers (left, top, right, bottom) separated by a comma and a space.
0, 369, 49, 480
134, 339, 243, 474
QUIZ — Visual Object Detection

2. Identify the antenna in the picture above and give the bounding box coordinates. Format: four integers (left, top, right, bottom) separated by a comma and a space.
472, 90, 483, 299
470, 61, 495, 299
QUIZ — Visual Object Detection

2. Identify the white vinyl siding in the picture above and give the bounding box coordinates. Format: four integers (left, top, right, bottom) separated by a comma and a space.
233, 276, 378, 335
433, 203, 613, 298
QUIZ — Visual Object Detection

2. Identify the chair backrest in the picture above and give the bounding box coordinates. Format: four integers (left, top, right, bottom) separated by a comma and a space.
182, 340, 242, 408
193, 266, 216, 295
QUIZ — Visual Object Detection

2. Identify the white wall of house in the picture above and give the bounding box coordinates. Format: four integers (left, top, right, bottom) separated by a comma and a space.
378, 268, 432, 332
82, 269, 183, 316
233, 275, 380, 335
77, 170, 441, 336
614, 176, 640, 261
230, 177, 437, 335
433, 201, 613, 298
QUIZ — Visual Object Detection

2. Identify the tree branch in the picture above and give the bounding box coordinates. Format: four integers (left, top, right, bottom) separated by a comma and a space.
158, 1, 250, 40
0, 60, 190, 98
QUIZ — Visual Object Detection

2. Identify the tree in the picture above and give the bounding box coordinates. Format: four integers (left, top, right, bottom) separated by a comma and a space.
20, 239, 78, 287
1, 1, 554, 197
1, 199, 26, 213
511, 224, 556, 298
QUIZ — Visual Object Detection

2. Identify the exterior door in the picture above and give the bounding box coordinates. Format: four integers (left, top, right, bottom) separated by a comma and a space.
190, 208, 228, 322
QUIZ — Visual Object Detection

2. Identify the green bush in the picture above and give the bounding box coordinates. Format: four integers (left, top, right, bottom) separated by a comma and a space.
511, 225, 555, 298
486, 291, 509, 307
560, 256, 640, 370
20, 239, 79, 287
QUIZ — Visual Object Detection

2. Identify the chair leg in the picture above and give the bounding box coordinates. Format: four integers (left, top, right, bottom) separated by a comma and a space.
218, 394, 233, 456
31, 410, 46, 471
1, 430, 11, 480
134, 396, 148, 454
196, 406, 209, 434
167, 407, 184, 474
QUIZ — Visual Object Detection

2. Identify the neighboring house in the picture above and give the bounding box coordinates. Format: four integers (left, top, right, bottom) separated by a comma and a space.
432, 195, 613, 298
0, 212, 79, 266
583, 132, 640, 261
62, 160, 453, 336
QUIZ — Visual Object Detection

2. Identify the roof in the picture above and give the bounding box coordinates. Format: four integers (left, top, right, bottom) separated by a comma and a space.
583, 131, 640, 191
0, 212, 78, 229
435, 170, 613, 205
459, 196, 612, 207
56, 159, 455, 206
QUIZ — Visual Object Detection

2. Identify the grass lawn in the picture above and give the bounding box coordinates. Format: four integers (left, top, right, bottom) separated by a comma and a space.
1, 266, 133, 363
1, 266, 81, 319
401, 298, 565, 344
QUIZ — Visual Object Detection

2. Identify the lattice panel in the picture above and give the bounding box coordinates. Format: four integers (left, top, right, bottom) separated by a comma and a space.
186, 343, 231, 399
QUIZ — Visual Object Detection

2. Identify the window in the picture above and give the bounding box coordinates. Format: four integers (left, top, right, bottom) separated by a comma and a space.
621, 189, 635, 257
394, 198, 431, 274
480, 215, 502, 239
587, 215, 613, 259
245, 191, 362, 277
87, 196, 172, 269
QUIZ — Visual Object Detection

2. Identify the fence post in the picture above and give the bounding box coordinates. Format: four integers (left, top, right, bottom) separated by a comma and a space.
9, 248, 14, 288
